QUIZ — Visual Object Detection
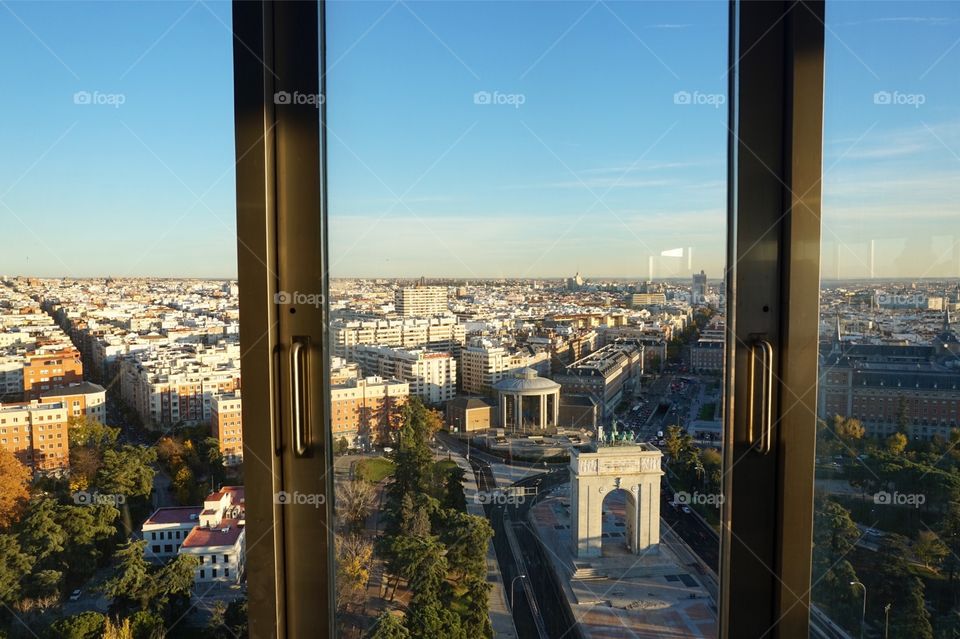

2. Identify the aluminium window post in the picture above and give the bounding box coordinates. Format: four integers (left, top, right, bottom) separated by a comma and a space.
722, 2, 824, 637
233, 1, 333, 637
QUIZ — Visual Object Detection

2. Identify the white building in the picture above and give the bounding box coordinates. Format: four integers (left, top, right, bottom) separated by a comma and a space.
353, 345, 456, 405
0, 357, 23, 399
460, 340, 551, 396
179, 486, 245, 584
395, 285, 448, 316
142, 507, 202, 561
331, 316, 465, 358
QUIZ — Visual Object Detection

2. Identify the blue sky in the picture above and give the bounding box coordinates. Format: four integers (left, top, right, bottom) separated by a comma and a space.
0, 1, 958, 279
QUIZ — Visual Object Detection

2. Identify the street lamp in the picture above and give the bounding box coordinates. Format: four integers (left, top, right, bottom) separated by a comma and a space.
510, 574, 527, 610
850, 581, 866, 639
884, 603, 891, 639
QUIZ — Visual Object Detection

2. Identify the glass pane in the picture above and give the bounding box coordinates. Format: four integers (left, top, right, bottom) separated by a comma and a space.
0, 2, 246, 636
814, 2, 960, 638
325, 2, 727, 637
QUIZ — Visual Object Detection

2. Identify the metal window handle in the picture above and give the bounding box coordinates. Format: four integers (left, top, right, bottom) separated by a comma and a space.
290, 339, 309, 457
749, 339, 774, 454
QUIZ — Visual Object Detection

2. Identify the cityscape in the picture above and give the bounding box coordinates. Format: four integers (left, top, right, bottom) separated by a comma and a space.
2, 0, 959, 637
0, 273, 958, 637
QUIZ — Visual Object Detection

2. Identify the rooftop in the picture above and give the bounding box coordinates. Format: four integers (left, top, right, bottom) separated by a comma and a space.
143, 507, 202, 526
181, 518, 244, 548
39, 381, 106, 397
493, 367, 561, 393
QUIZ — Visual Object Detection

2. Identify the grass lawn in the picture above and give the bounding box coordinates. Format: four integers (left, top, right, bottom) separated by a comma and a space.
433, 459, 458, 474
355, 457, 396, 483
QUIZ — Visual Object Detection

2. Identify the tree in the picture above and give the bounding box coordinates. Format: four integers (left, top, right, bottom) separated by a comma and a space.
97, 445, 156, 536
335, 437, 350, 456
874, 535, 933, 639
50, 611, 107, 639
172, 466, 196, 505
155, 553, 199, 618
128, 610, 165, 639
103, 617, 134, 639
915, 530, 949, 570
887, 432, 908, 455
894, 577, 933, 639
69, 416, 120, 449
663, 425, 695, 465
386, 400, 436, 507
403, 537, 462, 638
368, 611, 409, 639
441, 465, 467, 512
811, 498, 861, 627
832, 415, 865, 451
435, 511, 492, 583
0, 534, 32, 606
337, 479, 375, 533
700, 448, 723, 493
58, 502, 120, 579
103, 540, 154, 612
459, 575, 493, 638
223, 597, 248, 637
70, 447, 102, 493
18, 498, 67, 566
96, 446, 156, 500
335, 534, 372, 611
0, 449, 30, 530
19, 568, 61, 612
208, 600, 227, 631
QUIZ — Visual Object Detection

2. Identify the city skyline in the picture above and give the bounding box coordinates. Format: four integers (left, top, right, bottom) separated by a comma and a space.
2, 1, 959, 279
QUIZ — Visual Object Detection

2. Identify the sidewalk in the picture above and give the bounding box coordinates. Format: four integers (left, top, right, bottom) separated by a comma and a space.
449, 453, 519, 638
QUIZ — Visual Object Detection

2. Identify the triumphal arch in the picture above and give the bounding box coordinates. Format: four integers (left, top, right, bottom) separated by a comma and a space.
569, 426, 663, 558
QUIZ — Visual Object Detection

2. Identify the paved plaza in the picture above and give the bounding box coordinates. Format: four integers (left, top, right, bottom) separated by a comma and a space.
529, 485, 717, 638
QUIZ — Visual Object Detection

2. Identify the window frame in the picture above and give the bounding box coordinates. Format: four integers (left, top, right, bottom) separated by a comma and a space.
232, 1, 826, 637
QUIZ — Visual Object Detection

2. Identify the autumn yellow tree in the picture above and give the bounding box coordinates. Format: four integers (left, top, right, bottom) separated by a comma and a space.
0, 449, 30, 530
335, 534, 372, 612
887, 431, 908, 455
102, 616, 134, 639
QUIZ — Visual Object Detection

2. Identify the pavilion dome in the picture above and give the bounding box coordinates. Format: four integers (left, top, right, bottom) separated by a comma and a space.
493, 368, 561, 393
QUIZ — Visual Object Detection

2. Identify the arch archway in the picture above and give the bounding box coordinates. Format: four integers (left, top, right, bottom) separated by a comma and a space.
599, 488, 638, 556
569, 444, 662, 558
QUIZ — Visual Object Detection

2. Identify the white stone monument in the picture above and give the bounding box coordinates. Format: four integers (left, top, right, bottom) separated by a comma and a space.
569, 434, 663, 559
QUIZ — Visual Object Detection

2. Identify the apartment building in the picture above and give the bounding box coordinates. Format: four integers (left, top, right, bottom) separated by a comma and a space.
330, 376, 409, 448
395, 285, 448, 316
211, 391, 243, 465
0, 399, 69, 473
22, 347, 83, 400
0, 357, 23, 400
600, 327, 668, 371
629, 292, 667, 307
331, 315, 465, 358
460, 340, 551, 396
353, 345, 456, 405
39, 381, 107, 422
690, 331, 725, 373
120, 351, 241, 428
554, 340, 644, 419
330, 356, 362, 385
